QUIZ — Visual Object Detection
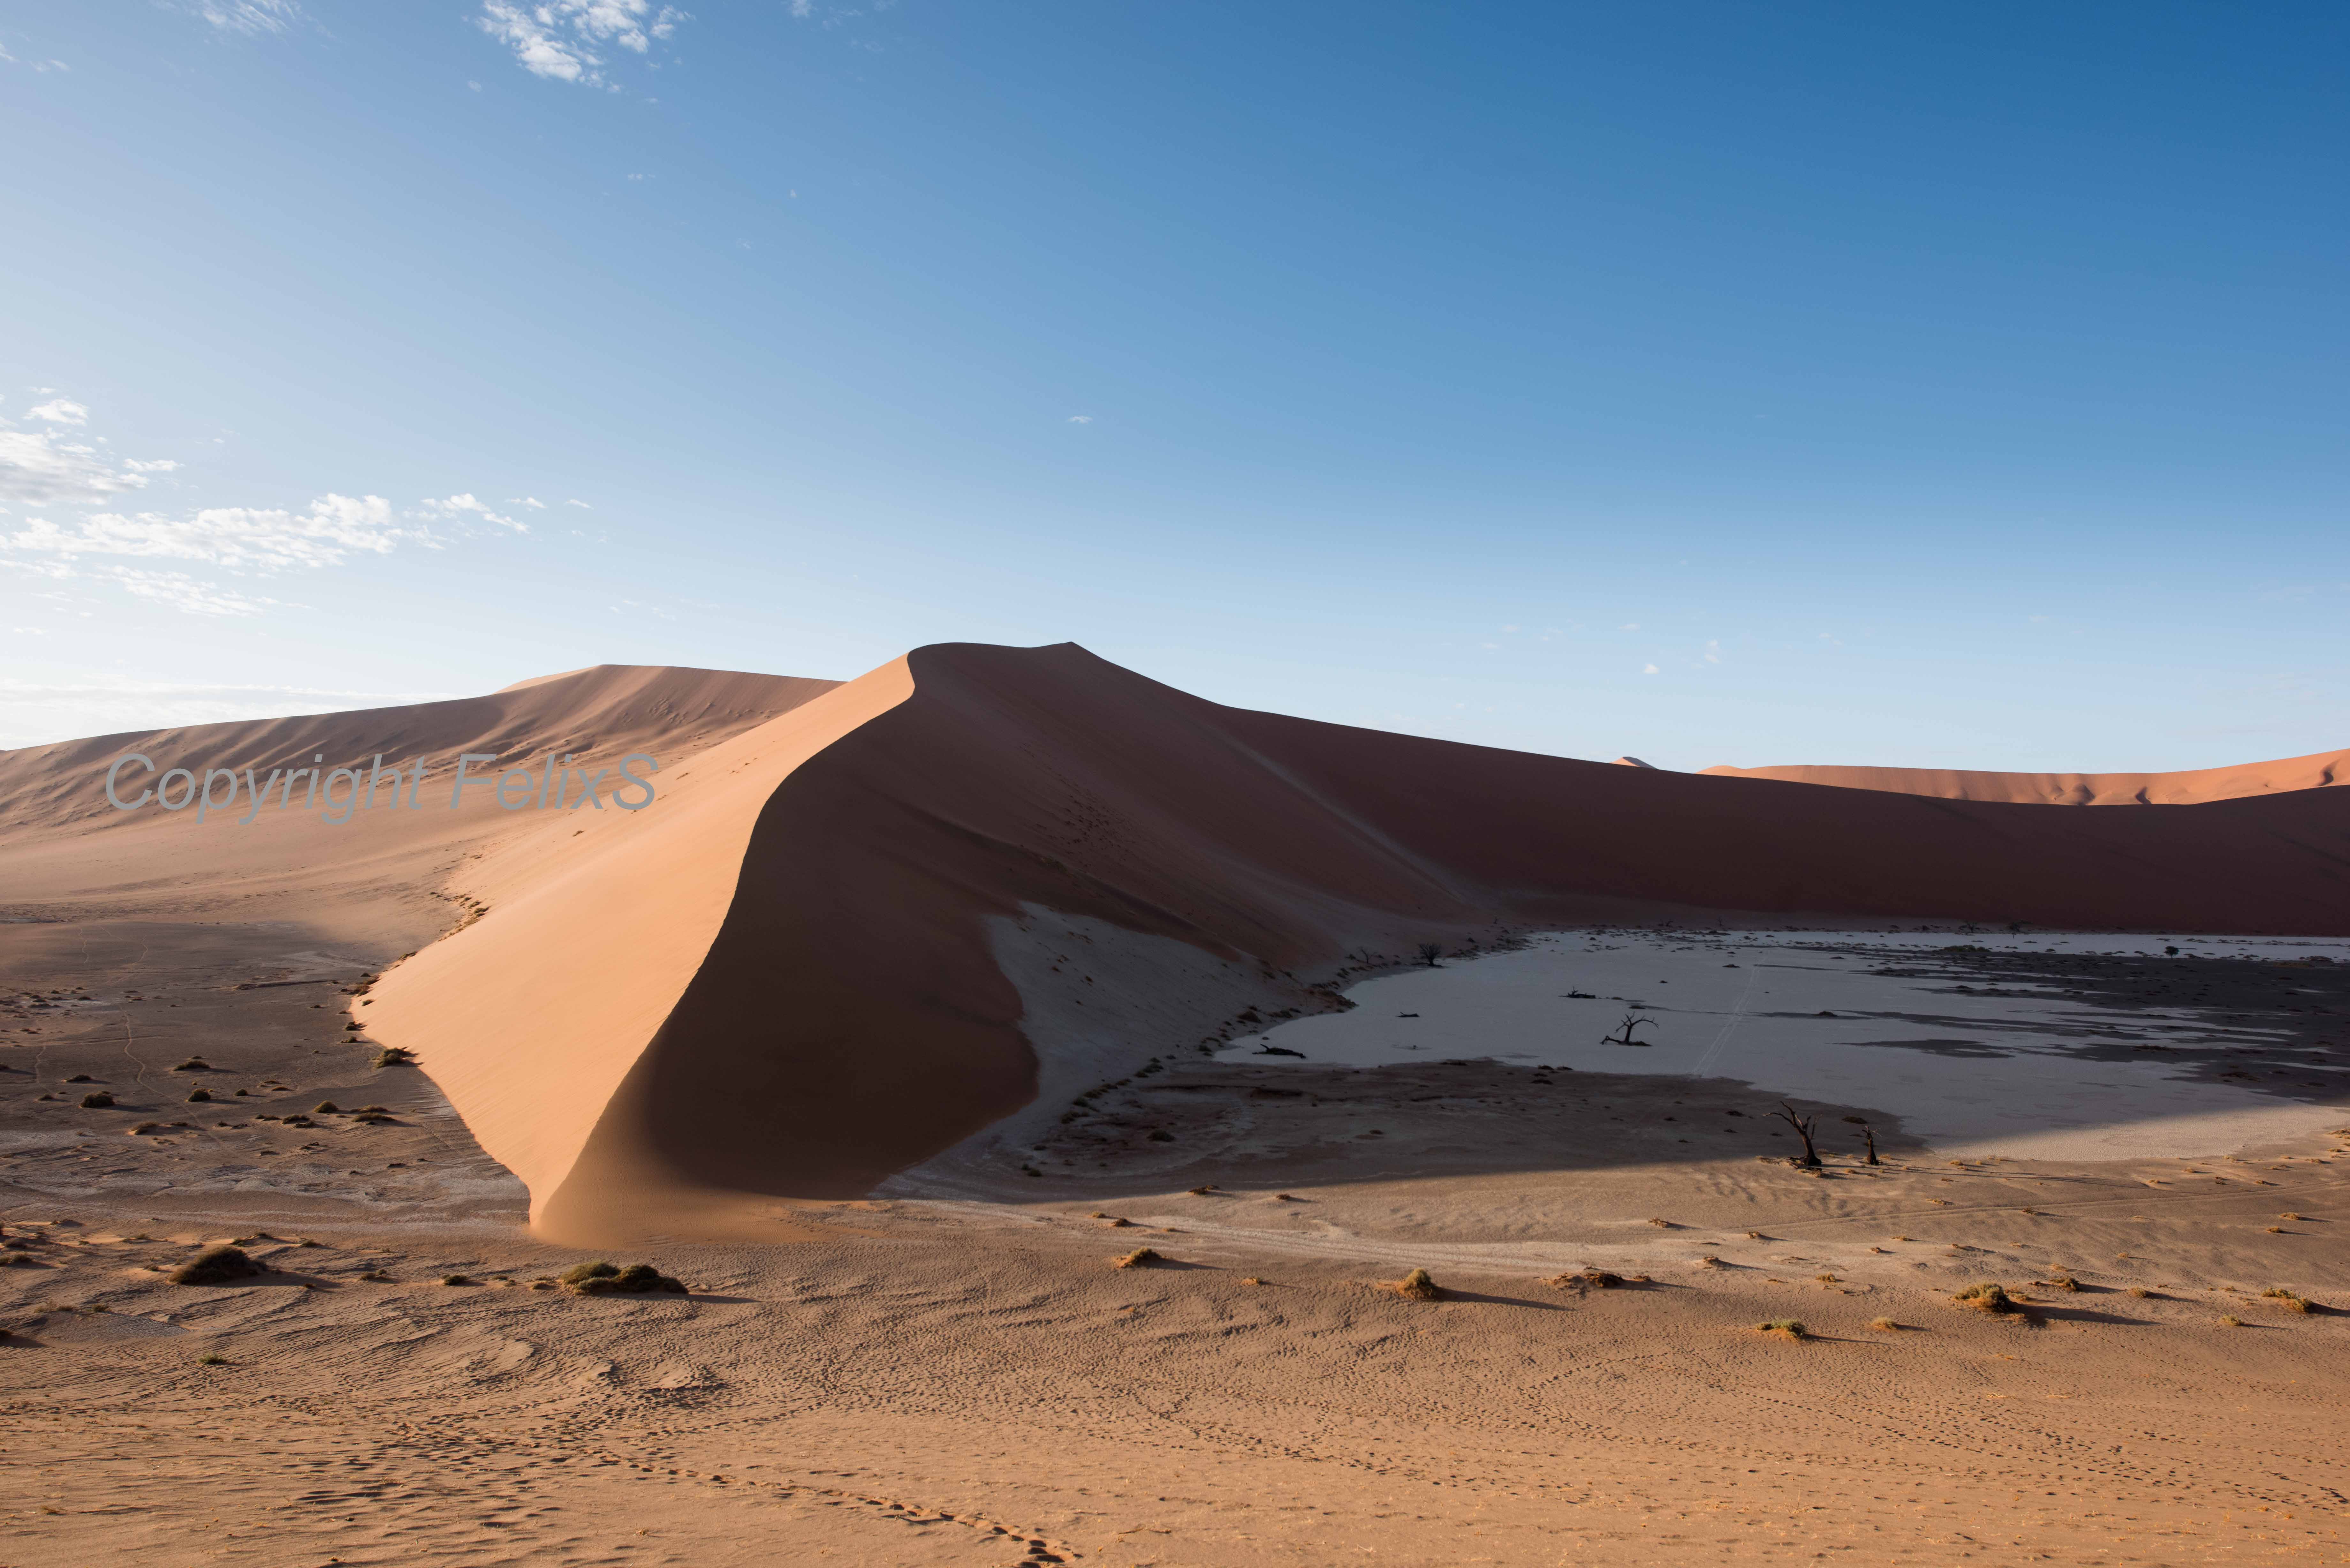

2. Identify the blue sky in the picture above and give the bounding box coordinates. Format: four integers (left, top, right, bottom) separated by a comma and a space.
3, 2, 2343, 769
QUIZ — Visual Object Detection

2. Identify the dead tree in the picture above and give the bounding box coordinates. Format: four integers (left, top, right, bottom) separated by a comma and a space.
1770, 1101, 1823, 1167
1415, 943, 1444, 967
1601, 1014, 1655, 1046
1842, 1113, 1880, 1165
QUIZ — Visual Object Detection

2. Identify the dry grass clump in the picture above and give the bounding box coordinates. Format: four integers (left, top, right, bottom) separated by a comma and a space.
186, 1088, 211, 1103
79, 1092, 115, 1109
313, 1101, 340, 1114
1391, 1267, 1442, 1301
172, 1058, 211, 1072
2127, 1285, 2153, 1299
1867, 1317, 1902, 1332
2219, 1314, 2243, 1327
2034, 1274, 2082, 1292
197, 1353, 227, 1366
1954, 1282, 2024, 1315
1113, 1248, 1162, 1270
373, 1046, 414, 1068
170, 1245, 263, 1286
441, 1274, 475, 1286
2262, 1286, 2314, 1313
2264, 1225, 2286, 1234
559, 1261, 687, 1295
1757, 1318, 1807, 1339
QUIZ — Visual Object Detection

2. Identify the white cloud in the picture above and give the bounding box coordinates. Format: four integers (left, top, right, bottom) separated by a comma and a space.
1, 494, 421, 571
565, 498, 591, 508
509, 495, 547, 509
420, 493, 527, 531
477, 0, 684, 88
1642, 663, 1660, 675
188, 1, 304, 33
1620, 622, 1639, 631
0, 429, 151, 507
27, 398, 87, 426
1703, 640, 1721, 664
1066, 415, 1093, 424
100, 567, 283, 617
122, 457, 181, 473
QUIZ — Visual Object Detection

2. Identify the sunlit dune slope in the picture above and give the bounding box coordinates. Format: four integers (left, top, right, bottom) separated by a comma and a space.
0, 664, 837, 933
360, 643, 2350, 1241
1700, 749, 2349, 804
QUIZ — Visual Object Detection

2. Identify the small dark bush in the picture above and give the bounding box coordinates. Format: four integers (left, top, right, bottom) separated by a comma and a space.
314, 1102, 340, 1114
374, 1047, 414, 1068
561, 1260, 686, 1295
173, 1059, 212, 1072
187, 1088, 212, 1103
171, 1245, 264, 1286
79, 1092, 115, 1109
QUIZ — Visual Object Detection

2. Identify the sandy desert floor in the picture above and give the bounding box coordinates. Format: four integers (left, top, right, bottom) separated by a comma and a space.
5, 920, 2349, 1567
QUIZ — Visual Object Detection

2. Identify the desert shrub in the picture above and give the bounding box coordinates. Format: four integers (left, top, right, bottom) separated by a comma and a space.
2036, 1275, 2081, 1292
1758, 1319, 1807, 1338
2219, 1314, 2243, 1327
1114, 1248, 1161, 1270
374, 1047, 414, 1068
1954, 1282, 2022, 1314
171, 1245, 263, 1286
442, 1274, 474, 1286
1868, 1317, 1900, 1331
563, 1261, 687, 1295
2262, 1286, 2314, 1313
1392, 1267, 1441, 1301
198, 1353, 227, 1366
314, 1102, 340, 1114
187, 1089, 211, 1103
79, 1092, 114, 1109
173, 1059, 211, 1072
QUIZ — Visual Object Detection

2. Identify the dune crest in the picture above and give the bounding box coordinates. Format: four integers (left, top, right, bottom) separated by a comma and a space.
1700, 748, 2348, 805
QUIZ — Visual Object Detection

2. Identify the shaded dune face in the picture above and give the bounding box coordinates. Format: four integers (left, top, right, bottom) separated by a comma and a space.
1700, 750, 2350, 805
389, 643, 2350, 1241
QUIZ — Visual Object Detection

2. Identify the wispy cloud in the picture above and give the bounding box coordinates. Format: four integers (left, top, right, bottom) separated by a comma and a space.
0, 395, 534, 615
419, 492, 528, 531
100, 566, 285, 617
477, 0, 684, 88
0, 429, 159, 508
2, 494, 422, 571
1066, 414, 1093, 424
186, 1, 305, 33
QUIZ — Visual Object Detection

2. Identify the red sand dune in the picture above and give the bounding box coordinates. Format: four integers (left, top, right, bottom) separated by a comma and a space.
9, 644, 2349, 1240
1701, 750, 2350, 805
347, 644, 2348, 1240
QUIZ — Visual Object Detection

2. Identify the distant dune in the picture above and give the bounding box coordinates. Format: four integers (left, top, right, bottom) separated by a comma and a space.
1700, 749, 2349, 805
7, 644, 2348, 1241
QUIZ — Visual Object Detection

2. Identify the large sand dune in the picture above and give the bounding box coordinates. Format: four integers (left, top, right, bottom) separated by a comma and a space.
337, 643, 2350, 1240
1701, 747, 2350, 804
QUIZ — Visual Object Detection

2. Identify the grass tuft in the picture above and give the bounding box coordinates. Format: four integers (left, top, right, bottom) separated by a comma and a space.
1758, 1318, 1807, 1339
1114, 1248, 1162, 1270
1954, 1281, 2024, 1314
1391, 1267, 1441, 1301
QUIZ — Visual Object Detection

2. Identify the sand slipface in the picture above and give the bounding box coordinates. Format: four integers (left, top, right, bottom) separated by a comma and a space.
345, 642, 2350, 1242
1700, 747, 2350, 804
